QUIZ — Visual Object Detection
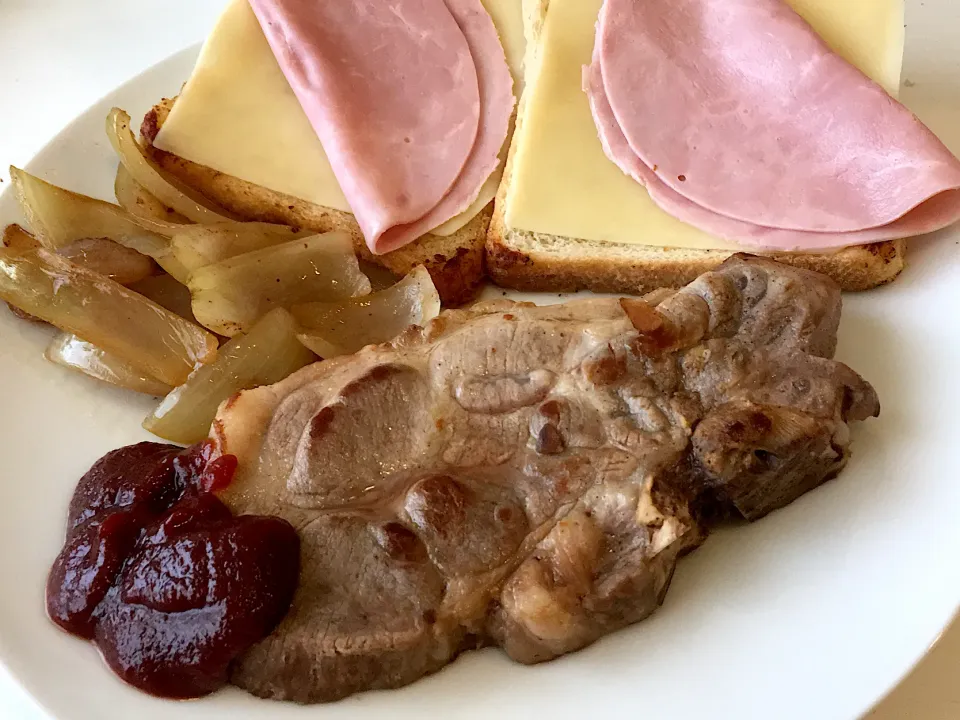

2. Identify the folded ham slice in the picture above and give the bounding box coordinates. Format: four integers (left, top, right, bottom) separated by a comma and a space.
585, 0, 960, 251
250, 0, 513, 255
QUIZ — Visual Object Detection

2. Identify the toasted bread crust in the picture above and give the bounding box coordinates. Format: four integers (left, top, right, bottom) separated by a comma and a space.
141, 100, 487, 306
487, 208, 906, 295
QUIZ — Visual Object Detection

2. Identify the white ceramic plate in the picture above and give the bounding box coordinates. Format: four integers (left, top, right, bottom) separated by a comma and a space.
2, 4, 960, 717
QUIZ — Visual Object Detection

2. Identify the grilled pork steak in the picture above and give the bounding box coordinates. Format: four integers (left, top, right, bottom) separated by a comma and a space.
212, 256, 878, 703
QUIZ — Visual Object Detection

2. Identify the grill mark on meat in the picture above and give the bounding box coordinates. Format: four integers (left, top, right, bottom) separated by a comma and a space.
212, 255, 878, 703
536, 424, 566, 455
406, 475, 470, 535
309, 406, 337, 437
581, 344, 627, 386
341, 364, 409, 396
374, 522, 428, 563
538, 400, 562, 424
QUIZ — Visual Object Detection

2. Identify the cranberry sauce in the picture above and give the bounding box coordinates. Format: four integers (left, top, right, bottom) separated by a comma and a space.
46, 441, 300, 699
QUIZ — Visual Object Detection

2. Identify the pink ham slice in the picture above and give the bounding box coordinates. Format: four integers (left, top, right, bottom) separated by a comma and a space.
250, 0, 513, 255
585, 0, 960, 251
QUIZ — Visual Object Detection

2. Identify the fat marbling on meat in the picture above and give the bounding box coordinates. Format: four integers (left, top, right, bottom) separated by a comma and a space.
210, 255, 879, 703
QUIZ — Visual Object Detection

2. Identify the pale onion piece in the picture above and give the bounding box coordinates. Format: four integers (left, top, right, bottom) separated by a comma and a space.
0, 247, 218, 386
57, 238, 157, 286
188, 232, 372, 337
144, 308, 315, 445
8, 167, 191, 282
45, 333, 172, 396
293, 265, 440, 358
106, 108, 237, 224
170, 222, 312, 274
127, 273, 197, 323
114, 163, 191, 224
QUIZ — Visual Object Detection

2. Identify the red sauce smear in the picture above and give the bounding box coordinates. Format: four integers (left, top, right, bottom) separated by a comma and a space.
45, 441, 300, 699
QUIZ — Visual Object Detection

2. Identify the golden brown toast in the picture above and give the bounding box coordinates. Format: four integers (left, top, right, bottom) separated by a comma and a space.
486, 212, 906, 295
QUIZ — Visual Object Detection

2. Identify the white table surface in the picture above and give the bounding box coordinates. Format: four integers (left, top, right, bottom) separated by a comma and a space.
0, 0, 958, 717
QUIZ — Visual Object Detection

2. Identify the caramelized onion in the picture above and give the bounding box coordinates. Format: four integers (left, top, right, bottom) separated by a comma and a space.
2, 223, 38, 251
170, 222, 311, 274
358, 261, 403, 292
45, 333, 172, 396
4, 221, 155, 286
114, 164, 190, 224
127, 273, 198, 324
293, 266, 440, 357
188, 232, 372, 337
144, 308, 315, 445
106, 109, 236, 224
9, 167, 191, 282
11, 166, 174, 247
0, 247, 217, 386
57, 238, 156, 286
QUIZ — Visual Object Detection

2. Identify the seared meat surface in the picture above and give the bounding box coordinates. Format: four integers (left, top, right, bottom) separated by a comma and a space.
212, 256, 878, 703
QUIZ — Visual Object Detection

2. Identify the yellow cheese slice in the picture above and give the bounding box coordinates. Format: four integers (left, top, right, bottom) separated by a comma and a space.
431, 0, 527, 236
503, 0, 906, 250
484, 0, 526, 95
156, 0, 350, 212
432, 167, 504, 236
156, 0, 526, 236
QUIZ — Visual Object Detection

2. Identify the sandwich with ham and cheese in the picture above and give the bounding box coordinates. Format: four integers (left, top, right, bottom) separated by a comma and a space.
491, 0, 960, 292
142, 0, 524, 304
144, 0, 960, 299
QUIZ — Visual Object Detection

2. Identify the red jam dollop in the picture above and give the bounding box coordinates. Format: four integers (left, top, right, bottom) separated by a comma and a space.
46, 441, 299, 699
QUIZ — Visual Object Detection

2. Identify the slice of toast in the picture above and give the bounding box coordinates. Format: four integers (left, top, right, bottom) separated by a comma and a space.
141, 99, 487, 306
486, 0, 906, 295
